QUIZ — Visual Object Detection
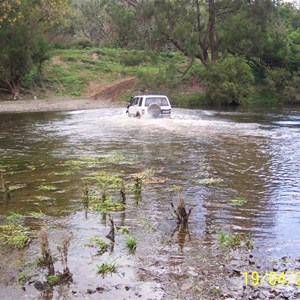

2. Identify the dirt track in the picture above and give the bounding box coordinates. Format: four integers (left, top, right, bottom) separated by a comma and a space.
0, 98, 123, 114
0, 77, 136, 113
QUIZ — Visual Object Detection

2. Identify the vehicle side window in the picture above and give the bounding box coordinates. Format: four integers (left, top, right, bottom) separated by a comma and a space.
132, 97, 139, 105
138, 97, 143, 106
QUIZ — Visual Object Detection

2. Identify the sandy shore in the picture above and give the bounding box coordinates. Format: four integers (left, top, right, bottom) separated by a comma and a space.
0, 98, 124, 114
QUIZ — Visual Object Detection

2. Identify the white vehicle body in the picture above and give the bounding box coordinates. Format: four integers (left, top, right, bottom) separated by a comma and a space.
127, 94, 172, 118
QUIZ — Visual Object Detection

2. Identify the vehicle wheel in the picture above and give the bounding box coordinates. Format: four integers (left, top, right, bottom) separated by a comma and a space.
147, 103, 161, 118
136, 112, 141, 119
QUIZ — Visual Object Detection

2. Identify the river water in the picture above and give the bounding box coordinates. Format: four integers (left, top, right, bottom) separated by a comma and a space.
0, 107, 300, 299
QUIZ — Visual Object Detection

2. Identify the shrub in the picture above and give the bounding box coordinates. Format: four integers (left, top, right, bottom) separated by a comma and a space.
282, 71, 300, 104
203, 56, 254, 105
265, 67, 292, 93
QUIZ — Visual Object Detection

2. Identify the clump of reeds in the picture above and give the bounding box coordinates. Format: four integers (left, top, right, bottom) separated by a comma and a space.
57, 232, 73, 276
171, 197, 193, 226
1, 173, 11, 199
106, 214, 115, 242
134, 177, 142, 195
120, 181, 126, 203
38, 227, 55, 276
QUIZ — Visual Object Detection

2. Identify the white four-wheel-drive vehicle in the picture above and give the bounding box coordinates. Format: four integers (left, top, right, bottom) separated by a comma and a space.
126, 94, 172, 118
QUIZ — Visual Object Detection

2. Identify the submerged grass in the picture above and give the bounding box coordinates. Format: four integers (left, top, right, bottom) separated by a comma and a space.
199, 177, 223, 186
91, 195, 125, 213
86, 237, 109, 253
97, 262, 118, 276
228, 197, 248, 206
6, 212, 22, 222
4, 234, 30, 249
125, 236, 137, 251
218, 230, 253, 249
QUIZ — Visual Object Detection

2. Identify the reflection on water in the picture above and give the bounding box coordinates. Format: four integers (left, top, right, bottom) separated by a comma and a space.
0, 107, 300, 298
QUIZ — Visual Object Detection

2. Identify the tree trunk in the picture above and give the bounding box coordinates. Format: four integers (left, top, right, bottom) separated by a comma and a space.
208, 0, 218, 61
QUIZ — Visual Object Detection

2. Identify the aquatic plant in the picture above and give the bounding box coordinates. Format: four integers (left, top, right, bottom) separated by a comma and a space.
134, 177, 142, 195
91, 195, 125, 213
63, 159, 82, 170
141, 219, 157, 232
94, 171, 122, 190
171, 198, 193, 226
199, 177, 223, 186
116, 226, 130, 235
6, 212, 22, 222
218, 230, 253, 249
102, 153, 126, 164
18, 272, 27, 285
28, 210, 46, 218
86, 237, 109, 253
200, 165, 212, 171
228, 197, 248, 206
1, 173, 11, 198
4, 234, 30, 249
0, 224, 26, 233
57, 232, 73, 275
0, 224, 31, 249
97, 262, 118, 276
38, 184, 57, 191
120, 181, 126, 203
38, 228, 73, 283
38, 227, 55, 275
125, 236, 137, 251
46, 274, 61, 286
106, 215, 115, 242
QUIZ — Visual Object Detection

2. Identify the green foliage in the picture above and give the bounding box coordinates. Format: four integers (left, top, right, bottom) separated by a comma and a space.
120, 52, 146, 66
106, 2, 139, 48
91, 194, 125, 213
0, 223, 30, 249
265, 67, 300, 104
134, 177, 142, 196
172, 93, 206, 108
199, 177, 223, 186
282, 71, 300, 104
97, 262, 118, 276
0, 0, 52, 98
218, 230, 253, 249
46, 274, 60, 285
228, 197, 248, 207
265, 67, 292, 93
94, 171, 121, 190
204, 56, 254, 105
116, 226, 130, 235
288, 29, 300, 71
6, 212, 22, 222
86, 237, 109, 253
125, 236, 137, 251
3, 234, 30, 249
18, 272, 27, 286
79, 0, 107, 45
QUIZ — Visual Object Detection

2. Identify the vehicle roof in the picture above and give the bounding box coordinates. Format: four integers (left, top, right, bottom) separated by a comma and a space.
134, 94, 168, 97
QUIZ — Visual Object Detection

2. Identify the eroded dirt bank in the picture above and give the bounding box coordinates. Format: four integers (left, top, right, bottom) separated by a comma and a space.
0, 98, 123, 114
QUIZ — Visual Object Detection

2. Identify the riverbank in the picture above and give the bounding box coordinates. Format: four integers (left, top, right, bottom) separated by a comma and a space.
0, 98, 124, 114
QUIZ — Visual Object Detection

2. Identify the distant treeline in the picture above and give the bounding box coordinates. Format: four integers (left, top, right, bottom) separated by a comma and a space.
0, 0, 299, 105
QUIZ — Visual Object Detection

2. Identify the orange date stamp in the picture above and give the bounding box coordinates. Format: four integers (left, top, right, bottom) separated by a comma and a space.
243, 271, 300, 286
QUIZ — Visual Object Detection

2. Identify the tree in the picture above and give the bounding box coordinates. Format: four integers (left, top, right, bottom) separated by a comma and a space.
0, 0, 69, 99
0, 0, 23, 29
79, 0, 109, 45
217, 0, 291, 72
150, 0, 218, 66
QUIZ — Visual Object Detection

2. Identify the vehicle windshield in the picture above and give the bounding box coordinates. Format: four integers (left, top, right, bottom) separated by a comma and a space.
145, 97, 169, 106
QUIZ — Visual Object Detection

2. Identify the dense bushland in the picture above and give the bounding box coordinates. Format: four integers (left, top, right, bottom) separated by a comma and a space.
0, 0, 299, 107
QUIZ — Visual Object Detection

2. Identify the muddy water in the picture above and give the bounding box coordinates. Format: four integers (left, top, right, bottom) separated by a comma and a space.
0, 107, 300, 299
